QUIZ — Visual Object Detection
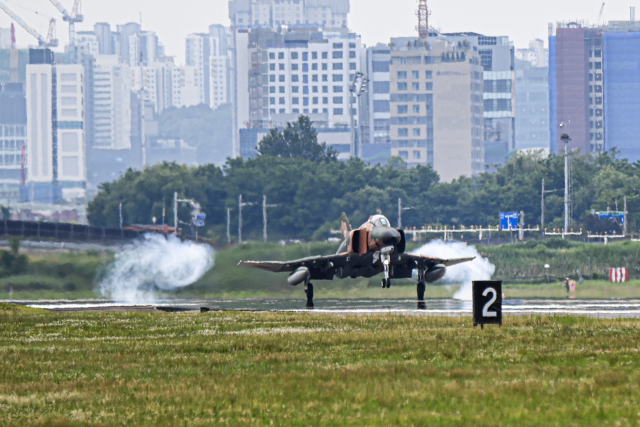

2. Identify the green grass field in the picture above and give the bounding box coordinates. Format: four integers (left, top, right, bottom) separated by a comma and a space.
2, 304, 640, 426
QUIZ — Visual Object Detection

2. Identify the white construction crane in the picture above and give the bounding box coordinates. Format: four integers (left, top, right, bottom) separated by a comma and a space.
0, 1, 58, 47
47, 0, 83, 48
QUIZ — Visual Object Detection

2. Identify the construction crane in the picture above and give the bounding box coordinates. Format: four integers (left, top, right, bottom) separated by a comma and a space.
597, 2, 605, 26
416, 0, 429, 40
0, 1, 58, 47
47, 0, 83, 48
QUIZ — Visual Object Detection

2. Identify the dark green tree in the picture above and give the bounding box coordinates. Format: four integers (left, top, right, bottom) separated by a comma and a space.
258, 115, 338, 162
87, 147, 640, 243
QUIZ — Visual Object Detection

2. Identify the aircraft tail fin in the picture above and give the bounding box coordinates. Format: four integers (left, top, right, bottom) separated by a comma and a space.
340, 212, 352, 239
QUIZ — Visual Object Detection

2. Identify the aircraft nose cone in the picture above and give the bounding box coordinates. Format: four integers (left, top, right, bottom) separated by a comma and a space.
380, 228, 401, 247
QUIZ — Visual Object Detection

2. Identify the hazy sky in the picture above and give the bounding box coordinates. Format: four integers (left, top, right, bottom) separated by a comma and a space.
2, 0, 639, 64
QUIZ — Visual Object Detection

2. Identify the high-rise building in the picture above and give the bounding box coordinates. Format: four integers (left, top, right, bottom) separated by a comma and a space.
131, 65, 159, 111
547, 19, 640, 156
209, 24, 230, 110
549, 23, 605, 155
186, 33, 212, 105
603, 31, 640, 161
186, 25, 230, 108
0, 82, 27, 196
229, 0, 350, 28
365, 43, 391, 145
514, 66, 549, 151
210, 54, 228, 109
171, 66, 201, 108
25, 55, 86, 202
439, 33, 515, 161
515, 39, 548, 68
231, 26, 365, 154
94, 23, 113, 55
389, 38, 484, 180
116, 23, 141, 65
76, 32, 99, 59
92, 55, 132, 150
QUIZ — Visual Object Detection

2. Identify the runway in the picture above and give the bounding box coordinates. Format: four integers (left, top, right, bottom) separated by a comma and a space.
18, 298, 640, 317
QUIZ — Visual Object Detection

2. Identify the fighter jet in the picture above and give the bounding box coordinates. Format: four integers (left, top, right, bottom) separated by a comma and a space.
239, 212, 474, 308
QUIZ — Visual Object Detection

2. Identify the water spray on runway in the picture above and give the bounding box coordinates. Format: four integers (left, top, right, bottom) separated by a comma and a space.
412, 240, 495, 300
99, 233, 215, 303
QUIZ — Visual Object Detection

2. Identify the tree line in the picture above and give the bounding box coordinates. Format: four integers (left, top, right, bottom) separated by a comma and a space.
87, 116, 640, 243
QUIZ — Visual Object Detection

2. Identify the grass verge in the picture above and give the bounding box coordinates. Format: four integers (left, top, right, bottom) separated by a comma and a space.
1, 310, 640, 426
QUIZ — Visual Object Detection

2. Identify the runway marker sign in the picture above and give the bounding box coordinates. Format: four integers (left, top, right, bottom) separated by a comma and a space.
473, 280, 502, 328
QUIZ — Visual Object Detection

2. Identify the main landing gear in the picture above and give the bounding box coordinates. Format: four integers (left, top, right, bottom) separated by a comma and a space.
305, 282, 314, 308
381, 278, 391, 288
417, 269, 426, 310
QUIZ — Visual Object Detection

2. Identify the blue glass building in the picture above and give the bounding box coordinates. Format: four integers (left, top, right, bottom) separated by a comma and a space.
603, 32, 640, 162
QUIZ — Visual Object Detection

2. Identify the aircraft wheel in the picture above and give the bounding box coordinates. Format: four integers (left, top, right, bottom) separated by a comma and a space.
386, 278, 391, 288
417, 281, 426, 310
305, 283, 314, 308
381, 279, 386, 288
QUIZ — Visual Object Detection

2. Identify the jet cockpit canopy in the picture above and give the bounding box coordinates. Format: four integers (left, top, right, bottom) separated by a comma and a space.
368, 215, 391, 227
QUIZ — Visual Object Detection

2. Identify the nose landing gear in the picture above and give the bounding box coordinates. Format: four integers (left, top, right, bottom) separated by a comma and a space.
380, 252, 391, 288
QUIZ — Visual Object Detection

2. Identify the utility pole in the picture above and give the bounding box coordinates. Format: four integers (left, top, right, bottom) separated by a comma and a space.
238, 194, 255, 244
227, 208, 231, 244
561, 133, 571, 233
624, 196, 628, 237
541, 178, 559, 235
349, 72, 364, 158
238, 195, 243, 244
397, 198, 414, 229
541, 178, 545, 232
262, 195, 280, 242
356, 76, 368, 158
173, 192, 178, 235
349, 79, 356, 158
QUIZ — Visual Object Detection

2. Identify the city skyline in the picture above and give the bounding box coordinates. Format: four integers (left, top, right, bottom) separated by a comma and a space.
2, 0, 640, 64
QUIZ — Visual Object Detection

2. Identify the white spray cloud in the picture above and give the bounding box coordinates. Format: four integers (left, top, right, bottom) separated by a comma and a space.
412, 240, 495, 301
99, 233, 215, 303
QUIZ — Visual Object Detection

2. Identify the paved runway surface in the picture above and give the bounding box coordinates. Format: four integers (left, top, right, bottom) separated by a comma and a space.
17, 298, 640, 318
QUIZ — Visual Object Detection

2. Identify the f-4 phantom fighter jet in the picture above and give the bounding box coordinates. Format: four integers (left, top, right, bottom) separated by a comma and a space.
239, 212, 474, 308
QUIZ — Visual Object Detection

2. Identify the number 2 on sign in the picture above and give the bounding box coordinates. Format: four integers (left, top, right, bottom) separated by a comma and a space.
482, 287, 497, 317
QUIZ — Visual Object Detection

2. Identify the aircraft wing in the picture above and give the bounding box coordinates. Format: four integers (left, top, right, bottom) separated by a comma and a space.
395, 254, 475, 268
238, 254, 346, 273
240, 253, 474, 272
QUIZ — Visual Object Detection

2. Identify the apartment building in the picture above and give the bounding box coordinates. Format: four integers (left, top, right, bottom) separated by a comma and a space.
232, 27, 364, 151
389, 38, 484, 181
25, 54, 86, 202
92, 55, 132, 150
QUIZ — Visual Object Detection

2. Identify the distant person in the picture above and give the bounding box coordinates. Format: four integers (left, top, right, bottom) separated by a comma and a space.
564, 277, 570, 293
